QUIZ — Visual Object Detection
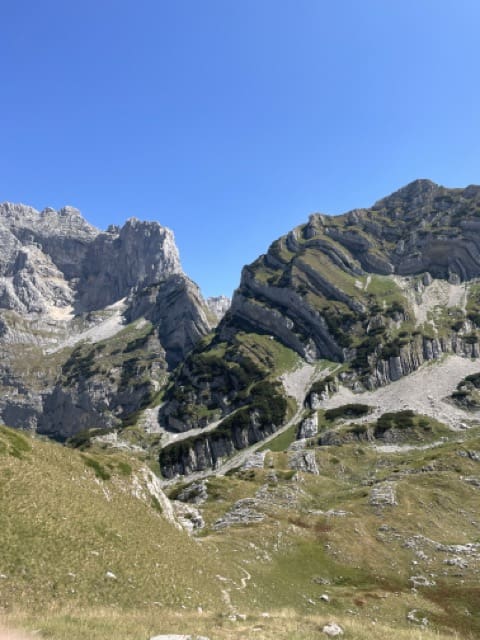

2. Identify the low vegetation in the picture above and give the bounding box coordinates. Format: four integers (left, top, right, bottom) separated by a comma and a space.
2, 405, 480, 639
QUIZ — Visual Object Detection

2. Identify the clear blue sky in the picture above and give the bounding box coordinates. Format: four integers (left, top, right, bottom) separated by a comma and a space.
1, 1, 479, 297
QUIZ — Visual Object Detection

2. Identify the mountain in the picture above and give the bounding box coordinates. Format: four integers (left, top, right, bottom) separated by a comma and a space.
3, 181, 480, 457
2, 182, 480, 640
158, 180, 480, 476
2, 411, 479, 639
0, 202, 215, 438
206, 295, 231, 320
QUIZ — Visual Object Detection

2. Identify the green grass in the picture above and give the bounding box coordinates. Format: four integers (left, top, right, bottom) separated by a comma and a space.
235, 332, 300, 378
0, 426, 224, 613
2, 605, 464, 640
259, 423, 298, 452
0, 425, 32, 459
2, 423, 480, 639
366, 274, 407, 307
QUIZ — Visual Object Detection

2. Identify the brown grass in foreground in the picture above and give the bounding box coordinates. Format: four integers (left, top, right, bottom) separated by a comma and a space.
0, 628, 35, 640
0, 607, 466, 640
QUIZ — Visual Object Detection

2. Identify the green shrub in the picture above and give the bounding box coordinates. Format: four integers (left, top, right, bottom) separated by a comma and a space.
464, 372, 480, 388
375, 410, 415, 434
325, 404, 371, 421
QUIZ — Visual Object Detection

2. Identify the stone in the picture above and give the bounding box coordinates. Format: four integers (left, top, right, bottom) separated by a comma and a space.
322, 622, 344, 636
297, 413, 318, 439
369, 482, 397, 507
213, 498, 265, 530
422, 272, 433, 286
407, 609, 429, 626
206, 295, 231, 320
176, 481, 208, 505
150, 636, 210, 640
409, 575, 436, 587
242, 451, 267, 470
288, 450, 319, 474
172, 501, 205, 533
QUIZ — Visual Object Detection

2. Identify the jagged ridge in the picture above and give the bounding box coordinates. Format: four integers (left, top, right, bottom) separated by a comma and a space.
159, 180, 480, 477
0, 202, 215, 437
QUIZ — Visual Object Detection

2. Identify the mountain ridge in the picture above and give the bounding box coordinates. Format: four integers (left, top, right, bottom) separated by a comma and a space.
2, 182, 480, 473
157, 179, 480, 477
0, 201, 224, 436
2, 182, 480, 640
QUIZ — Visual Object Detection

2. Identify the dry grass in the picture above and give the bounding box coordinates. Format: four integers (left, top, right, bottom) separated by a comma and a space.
1, 424, 480, 639
0, 606, 464, 640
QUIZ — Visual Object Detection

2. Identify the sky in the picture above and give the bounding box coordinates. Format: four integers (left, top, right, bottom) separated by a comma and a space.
1, 1, 480, 297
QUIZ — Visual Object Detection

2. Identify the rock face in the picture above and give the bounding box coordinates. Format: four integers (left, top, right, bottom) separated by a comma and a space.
228, 180, 480, 364
206, 295, 231, 321
297, 413, 318, 439
0, 202, 213, 437
159, 410, 282, 479
159, 180, 480, 476
5, 181, 480, 467
0, 203, 182, 314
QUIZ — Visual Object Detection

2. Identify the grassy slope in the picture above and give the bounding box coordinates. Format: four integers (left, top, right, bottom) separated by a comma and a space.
1, 418, 480, 639
0, 426, 223, 613
197, 420, 480, 639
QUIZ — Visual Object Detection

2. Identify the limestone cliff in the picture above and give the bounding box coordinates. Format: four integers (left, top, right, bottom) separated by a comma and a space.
0, 202, 213, 436
159, 180, 480, 476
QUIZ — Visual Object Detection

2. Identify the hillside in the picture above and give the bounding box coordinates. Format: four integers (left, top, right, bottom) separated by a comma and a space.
2, 181, 480, 638
0, 202, 216, 438
158, 180, 480, 476
1, 409, 480, 639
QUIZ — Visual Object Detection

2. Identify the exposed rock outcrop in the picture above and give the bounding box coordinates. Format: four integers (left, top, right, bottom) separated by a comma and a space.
0, 202, 212, 436
158, 180, 480, 474
206, 295, 231, 321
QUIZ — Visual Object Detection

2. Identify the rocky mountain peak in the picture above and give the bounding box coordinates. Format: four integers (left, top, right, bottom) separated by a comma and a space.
385, 178, 439, 200
116, 217, 182, 279
206, 295, 231, 321
0, 202, 98, 240
0, 199, 215, 436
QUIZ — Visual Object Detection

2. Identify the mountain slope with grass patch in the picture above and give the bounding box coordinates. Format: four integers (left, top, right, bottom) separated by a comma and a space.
157, 181, 480, 476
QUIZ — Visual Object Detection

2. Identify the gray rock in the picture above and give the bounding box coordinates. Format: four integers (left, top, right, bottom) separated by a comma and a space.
213, 498, 265, 530
407, 609, 429, 626
206, 295, 231, 321
458, 450, 480, 462
409, 575, 436, 587
172, 501, 205, 533
176, 481, 208, 504
322, 622, 344, 636
242, 451, 267, 470
297, 413, 318, 439
369, 482, 397, 507
288, 450, 319, 474
463, 477, 480, 488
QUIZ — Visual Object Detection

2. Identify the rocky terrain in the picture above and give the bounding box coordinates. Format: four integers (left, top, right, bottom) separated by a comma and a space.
158, 180, 480, 476
0, 202, 215, 437
4, 181, 480, 470
2, 181, 480, 640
